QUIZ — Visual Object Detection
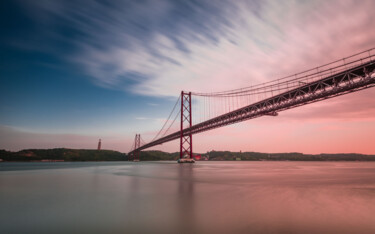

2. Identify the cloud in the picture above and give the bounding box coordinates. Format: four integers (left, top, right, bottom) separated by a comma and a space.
19, 0, 375, 97
25, 0, 375, 122
79, 0, 375, 97
135, 117, 149, 120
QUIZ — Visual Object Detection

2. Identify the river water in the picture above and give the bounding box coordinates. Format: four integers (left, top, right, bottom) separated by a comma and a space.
1, 161, 375, 234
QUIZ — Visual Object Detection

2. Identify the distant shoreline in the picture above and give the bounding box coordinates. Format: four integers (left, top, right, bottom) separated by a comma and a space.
1, 148, 375, 162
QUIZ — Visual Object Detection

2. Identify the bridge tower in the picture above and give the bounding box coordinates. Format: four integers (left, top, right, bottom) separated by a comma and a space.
133, 134, 141, 161
180, 91, 193, 159
97, 139, 101, 150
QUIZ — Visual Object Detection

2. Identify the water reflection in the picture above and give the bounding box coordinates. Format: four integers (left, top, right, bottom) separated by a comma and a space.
1, 162, 375, 233
176, 164, 195, 233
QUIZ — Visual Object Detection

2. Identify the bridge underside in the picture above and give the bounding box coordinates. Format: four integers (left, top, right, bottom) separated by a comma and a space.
130, 57, 375, 154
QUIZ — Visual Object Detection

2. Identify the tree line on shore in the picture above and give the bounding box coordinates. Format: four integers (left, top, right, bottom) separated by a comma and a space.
206, 151, 375, 161
1, 149, 374, 161
0, 148, 127, 161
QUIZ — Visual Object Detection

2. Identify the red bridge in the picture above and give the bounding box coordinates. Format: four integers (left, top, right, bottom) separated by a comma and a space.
129, 48, 375, 160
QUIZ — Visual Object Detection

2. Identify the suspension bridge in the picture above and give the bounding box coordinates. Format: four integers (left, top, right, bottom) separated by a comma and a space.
129, 48, 375, 161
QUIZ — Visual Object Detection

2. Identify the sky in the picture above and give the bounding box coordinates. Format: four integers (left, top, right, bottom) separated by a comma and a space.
1, 0, 375, 154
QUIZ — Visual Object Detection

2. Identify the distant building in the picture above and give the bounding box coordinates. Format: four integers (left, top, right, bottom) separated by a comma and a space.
97, 139, 101, 150
194, 154, 201, 160
21, 151, 35, 157
201, 156, 209, 161
41, 160, 64, 162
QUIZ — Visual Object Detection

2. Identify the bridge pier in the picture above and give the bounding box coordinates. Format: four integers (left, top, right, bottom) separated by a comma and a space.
180, 91, 193, 160
133, 134, 140, 161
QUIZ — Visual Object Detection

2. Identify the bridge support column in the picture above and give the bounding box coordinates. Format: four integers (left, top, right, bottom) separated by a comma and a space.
134, 134, 140, 161
180, 91, 193, 159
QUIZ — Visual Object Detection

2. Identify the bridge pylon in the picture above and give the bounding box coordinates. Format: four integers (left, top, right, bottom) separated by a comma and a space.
180, 91, 193, 159
133, 134, 141, 161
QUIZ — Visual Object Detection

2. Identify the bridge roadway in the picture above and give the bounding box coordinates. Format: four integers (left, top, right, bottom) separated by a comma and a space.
130, 54, 375, 153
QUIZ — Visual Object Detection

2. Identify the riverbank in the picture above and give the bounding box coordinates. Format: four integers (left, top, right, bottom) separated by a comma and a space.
1, 148, 375, 162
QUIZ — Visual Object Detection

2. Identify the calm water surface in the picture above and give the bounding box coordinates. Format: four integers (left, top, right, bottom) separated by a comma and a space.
1, 161, 375, 233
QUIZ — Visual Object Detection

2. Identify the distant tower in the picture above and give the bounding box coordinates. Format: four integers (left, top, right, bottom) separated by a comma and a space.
97, 139, 101, 150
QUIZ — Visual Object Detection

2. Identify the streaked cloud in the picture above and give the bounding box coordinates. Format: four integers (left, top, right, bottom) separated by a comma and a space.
147, 103, 159, 106
17, 0, 375, 97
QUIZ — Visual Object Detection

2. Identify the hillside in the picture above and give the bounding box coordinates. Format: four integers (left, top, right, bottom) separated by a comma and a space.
1, 149, 374, 162
138, 150, 375, 161
0, 148, 127, 161
206, 151, 375, 161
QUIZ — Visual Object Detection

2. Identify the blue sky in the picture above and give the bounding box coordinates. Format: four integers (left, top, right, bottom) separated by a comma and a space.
1, 0, 375, 153
1, 0, 187, 150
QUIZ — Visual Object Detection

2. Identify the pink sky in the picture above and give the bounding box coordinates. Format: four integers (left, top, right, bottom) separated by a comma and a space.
1, 0, 375, 154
